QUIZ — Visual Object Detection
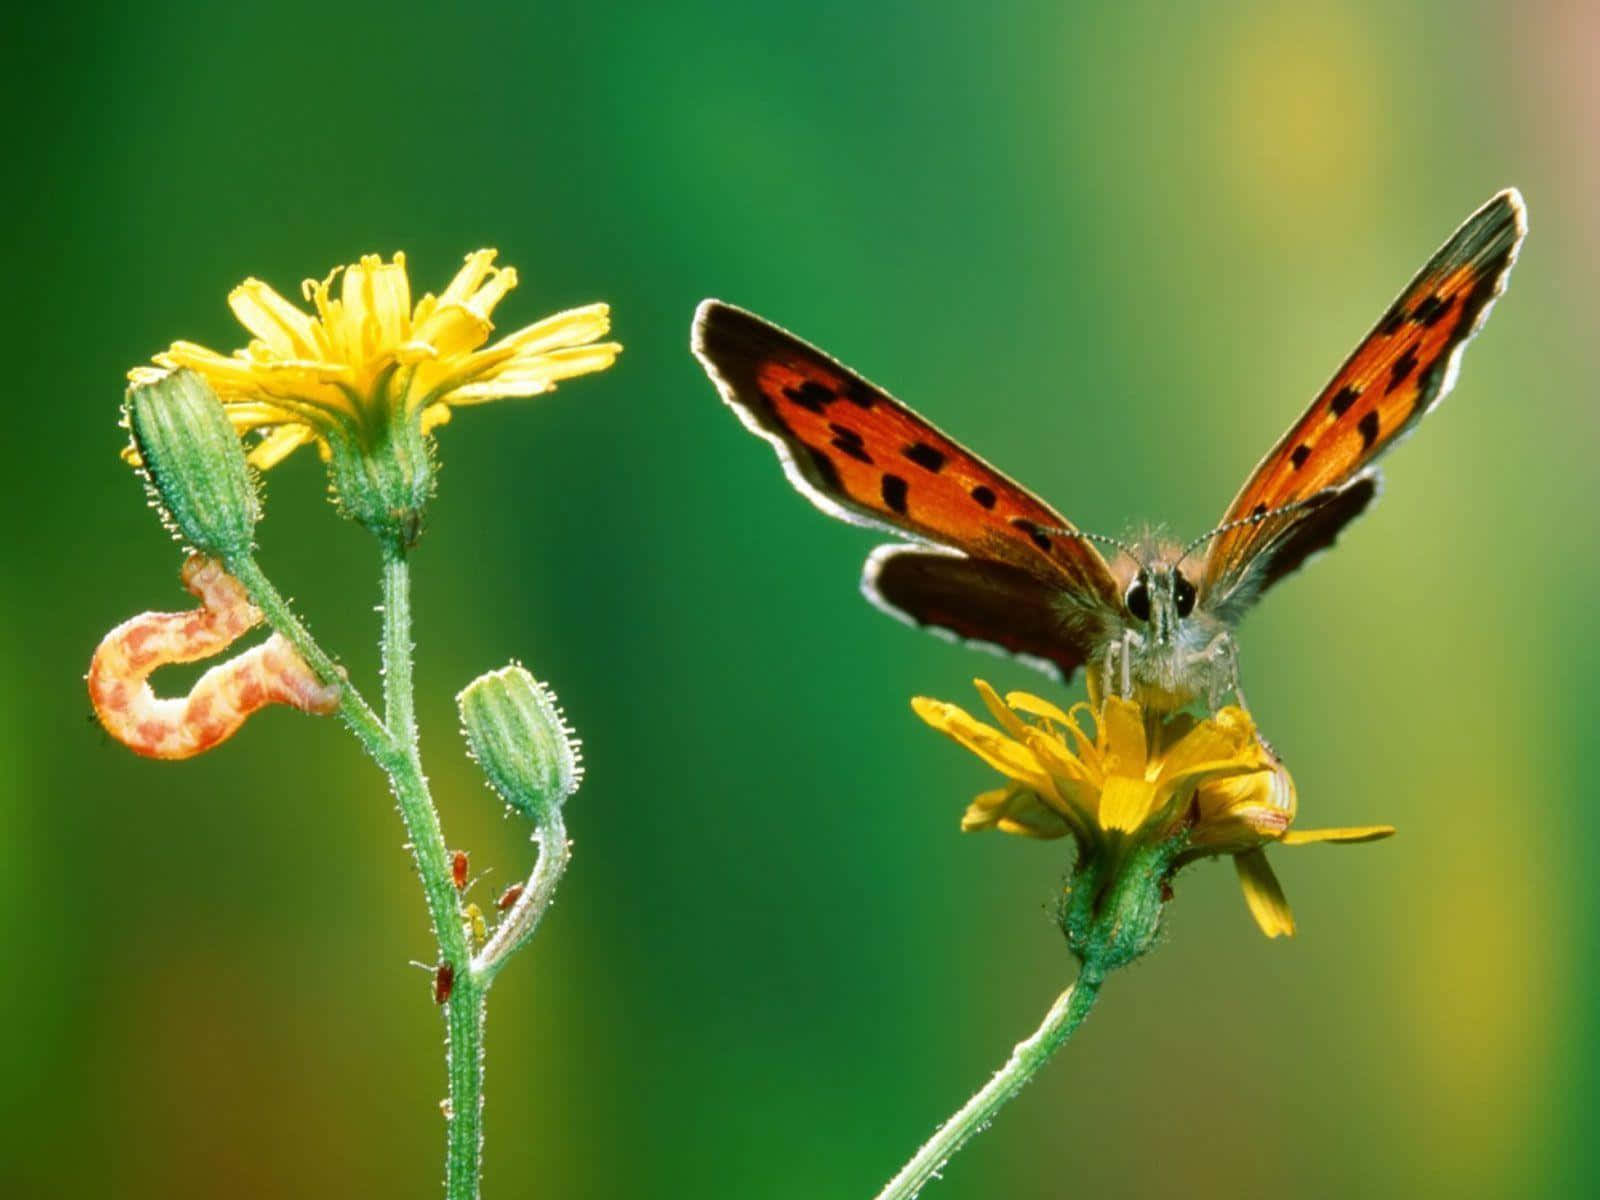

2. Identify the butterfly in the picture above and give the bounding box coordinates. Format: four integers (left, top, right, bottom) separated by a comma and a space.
691, 190, 1525, 712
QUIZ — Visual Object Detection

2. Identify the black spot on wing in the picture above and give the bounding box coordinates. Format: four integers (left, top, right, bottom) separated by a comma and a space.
1357, 410, 1380, 449
881, 474, 909, 514
843, 380, 877, 409
1412, 293, 1455, 328
1330, 385, 1362, 416
783, 381, 833, 414
1388, 348, 1419, 393
1290, 444, 1311, 470
970, 485, 997, 509
902, 442, 946, 473
1009, 518, 1052, 552
830, 437, 873, 464
828, 423, 873, 463
1380, 306, 1406, 336
807, 447, 842, 491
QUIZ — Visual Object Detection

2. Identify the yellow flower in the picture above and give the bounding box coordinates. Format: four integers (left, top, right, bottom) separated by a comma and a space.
129, 250, 620, 470
913, 682, 1393, 939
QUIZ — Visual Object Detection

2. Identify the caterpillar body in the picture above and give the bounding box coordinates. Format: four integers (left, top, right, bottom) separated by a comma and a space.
88, 555, 340, 759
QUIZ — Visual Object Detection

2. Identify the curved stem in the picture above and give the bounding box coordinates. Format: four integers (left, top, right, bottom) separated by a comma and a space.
224, 552, 389, 758
471, 812, 571, 986
873, 969, 1105, 1200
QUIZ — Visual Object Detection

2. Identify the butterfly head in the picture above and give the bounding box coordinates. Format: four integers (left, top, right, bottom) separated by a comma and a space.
1114, 542, 1198, 647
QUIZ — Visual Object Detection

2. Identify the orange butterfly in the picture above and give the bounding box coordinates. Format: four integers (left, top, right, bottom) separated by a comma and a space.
692, 191, 1525, 712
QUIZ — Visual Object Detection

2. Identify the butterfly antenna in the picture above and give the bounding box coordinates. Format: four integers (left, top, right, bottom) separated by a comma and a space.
1039, 527, 1137, 557
1180, 495, 1324, 561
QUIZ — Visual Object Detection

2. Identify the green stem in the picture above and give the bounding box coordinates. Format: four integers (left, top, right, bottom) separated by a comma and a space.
379, 541, 482, 1200
445, 975, 487, 1197
872, 969, 1105, 1200
229, 547, 482, 1199
224, 553, 390, 760
471, 813, 570, 987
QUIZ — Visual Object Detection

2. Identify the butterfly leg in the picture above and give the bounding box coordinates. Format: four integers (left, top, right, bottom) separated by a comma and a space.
1120, 629, 1135, 699
1199, 631, 1248, 713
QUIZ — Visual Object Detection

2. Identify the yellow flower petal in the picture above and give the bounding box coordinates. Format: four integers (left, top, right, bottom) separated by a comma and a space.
1235, 848, 1296, 938
438, 249, 499, 310
1280, 825, 1396, 845
470, 264, 517, 319
1003, 690, 1076, 728
490, 303, 612, 356
975, 679, 1031, 741
246, 424, 315, 469
227, 279, 319, 359
130, 248, 619, 472
365, 255, 415, 350
1022, 726, 1096, 789
1099, 697, 1148, 776
419, 402, 454, 434
1157, 716, 1255, 781
1099, 775, 1159, 833
412, 303, 494, 362
962, 784, 1073, 839
910, 698, 1055, 795
1189, 762, 1297, 848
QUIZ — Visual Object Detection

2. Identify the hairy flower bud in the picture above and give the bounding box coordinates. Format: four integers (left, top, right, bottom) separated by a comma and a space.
457, 665, 581, 825
126, 369, 259, 558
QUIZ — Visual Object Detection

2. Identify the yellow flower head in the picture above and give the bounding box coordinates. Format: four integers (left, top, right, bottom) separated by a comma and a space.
913, 682, 1394, 940
129, 250, 620, 470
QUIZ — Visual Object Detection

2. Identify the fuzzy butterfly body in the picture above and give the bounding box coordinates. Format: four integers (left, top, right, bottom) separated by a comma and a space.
692, 190, 1525, 711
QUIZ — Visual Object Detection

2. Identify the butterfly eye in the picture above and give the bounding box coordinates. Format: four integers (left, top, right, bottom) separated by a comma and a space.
1124, 577, 1151, 622
1173, 573, 1197, 618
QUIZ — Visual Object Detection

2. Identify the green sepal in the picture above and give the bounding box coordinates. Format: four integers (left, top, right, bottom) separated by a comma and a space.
457, 664, 581, 825
126, 369, 260, 558
1058, 832, 1187, 973
323, 387, 435, 547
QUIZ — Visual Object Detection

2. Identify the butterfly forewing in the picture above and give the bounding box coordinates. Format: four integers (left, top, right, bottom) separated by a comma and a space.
693, 301, 1121, 606
1202, 189, 1526, 603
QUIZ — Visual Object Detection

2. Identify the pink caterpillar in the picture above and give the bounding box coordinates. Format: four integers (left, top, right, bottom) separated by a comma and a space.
89, 555, 340, 759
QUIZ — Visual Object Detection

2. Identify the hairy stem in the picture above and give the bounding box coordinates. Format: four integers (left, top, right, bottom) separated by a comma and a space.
379, 542, 482, 1200
229, 547, 482, 1199
471, 813, 571, 986
224, 552, 389, 758
873, 970, 1104, 1200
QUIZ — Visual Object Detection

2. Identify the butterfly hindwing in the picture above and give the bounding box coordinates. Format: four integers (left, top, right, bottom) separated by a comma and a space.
862, 545, 1105, 684
692, 301, 1121, 607
1202, 189, 1526, 606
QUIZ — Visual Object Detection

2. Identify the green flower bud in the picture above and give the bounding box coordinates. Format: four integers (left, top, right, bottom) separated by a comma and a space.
457, 665, 581, 824
126, 369, 259, 559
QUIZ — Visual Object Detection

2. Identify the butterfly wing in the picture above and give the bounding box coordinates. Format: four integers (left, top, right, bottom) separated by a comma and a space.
692, 301, 1122, 675
1203, 471, 1382, 625
862, 545, 1103, 683
1201, 189, 1526, 611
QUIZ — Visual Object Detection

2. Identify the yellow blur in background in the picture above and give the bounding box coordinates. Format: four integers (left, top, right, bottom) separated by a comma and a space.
3, 1, 1596, 1197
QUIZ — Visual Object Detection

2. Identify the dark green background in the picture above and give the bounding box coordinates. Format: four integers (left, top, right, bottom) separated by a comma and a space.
6, 1, 1596, 1196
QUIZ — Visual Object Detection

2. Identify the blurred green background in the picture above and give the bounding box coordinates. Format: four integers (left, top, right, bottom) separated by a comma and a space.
5, 1, 1596, 1196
